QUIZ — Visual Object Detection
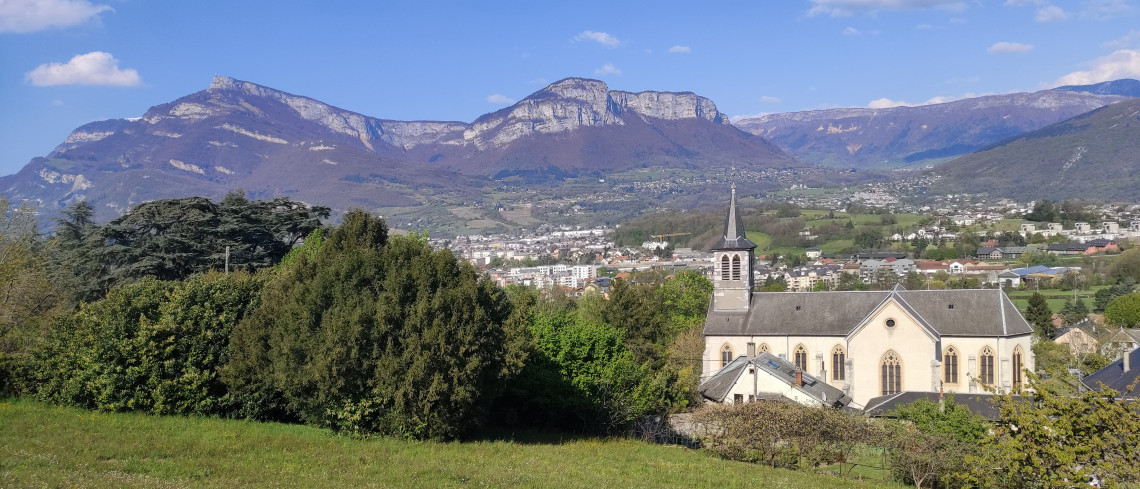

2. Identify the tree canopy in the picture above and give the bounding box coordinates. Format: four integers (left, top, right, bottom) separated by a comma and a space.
1104, 292, 1140, 328
223, 210, 525, 439
1025, 292, 1054, 338
54, 192, 328, 302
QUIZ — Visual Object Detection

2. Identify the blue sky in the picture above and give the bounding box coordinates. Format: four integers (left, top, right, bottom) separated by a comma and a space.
2, 0, 1139, 177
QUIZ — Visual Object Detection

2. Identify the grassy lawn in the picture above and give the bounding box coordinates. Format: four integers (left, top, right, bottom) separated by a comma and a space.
970, 219, 1026, 233
745, 230, 773, 249
0, 400, 897, 489
820, 239, 856, 254
1006, 286, 1105, 312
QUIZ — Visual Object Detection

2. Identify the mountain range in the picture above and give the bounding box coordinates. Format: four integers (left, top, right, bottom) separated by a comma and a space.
932, 97, 1140, 200
0, 76, 794, 227
731, 90, 1127, 168
1055, 78, 1140, 98
3, 76, 1140, 232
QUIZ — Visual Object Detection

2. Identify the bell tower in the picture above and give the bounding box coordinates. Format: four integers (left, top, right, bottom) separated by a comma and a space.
711, 184, 757, 312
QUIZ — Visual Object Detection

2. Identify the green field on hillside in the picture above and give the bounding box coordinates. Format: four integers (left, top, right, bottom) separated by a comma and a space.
1006, 286, 1107, 313
800, 211, 924, 228
744, 230, 773, 249
0, 400, 896, 489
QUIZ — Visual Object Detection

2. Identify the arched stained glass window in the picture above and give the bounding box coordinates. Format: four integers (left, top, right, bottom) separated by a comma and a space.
832, 345, 846, 381
794, 344, 808, 372
720, 344, 733, 368
881, 351, 902, 396
944, 346, 959, 384
1012, 346, 1024, 390
979, 346, 995, 385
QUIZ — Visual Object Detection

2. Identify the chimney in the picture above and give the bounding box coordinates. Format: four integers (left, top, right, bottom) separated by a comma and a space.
747, 342, 756, 357
795, 368, 803, 387
1125, 348, 1133, 373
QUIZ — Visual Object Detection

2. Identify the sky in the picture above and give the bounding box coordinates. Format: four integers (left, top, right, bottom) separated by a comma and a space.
2, 0, 1139, 177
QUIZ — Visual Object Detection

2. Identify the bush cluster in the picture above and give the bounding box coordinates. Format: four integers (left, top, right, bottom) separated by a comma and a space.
18, 204, 711, 440
35, 272, 264, 415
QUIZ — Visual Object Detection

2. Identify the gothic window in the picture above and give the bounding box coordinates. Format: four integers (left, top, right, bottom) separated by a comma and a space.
720, 255, 730, 280
720, 344, 733, 368
794, 344, 808, 372
731, 254, 741, 280
1012, 346, 1024, 390
944, 346, 959, 384
758, 343, 770, 354
881, 350, 902, 396
979, 346, 995, 385
832, 345, 846, 381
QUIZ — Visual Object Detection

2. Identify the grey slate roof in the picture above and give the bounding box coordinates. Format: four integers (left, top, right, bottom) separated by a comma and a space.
699, 352, 852, 408
697, 356, 750, 403
1112, 329, 1140, 343
1081, 348, 1140, 398
712, 185, 757, 251
703, 288, 1033, 338
862, 392, 1014, 420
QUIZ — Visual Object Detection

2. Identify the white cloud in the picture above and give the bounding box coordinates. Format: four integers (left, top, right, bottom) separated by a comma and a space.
574, 30, 620, 48
1081, 0, 1133, 20
1054, 49, 1140, 86
1105, 30, 1140, 49
668, 45, 691, 53
1004, 0, 1044, 5
594, 63, 622, 76
868, 92, 990, 108
760, 96, 782, 103
0, 0, 111, 33
868, 97, 913, 108
988, 41, 1035, 53
843, 26, 861, 35
51, 99, 63, 106
25, 51, 142, 87
807, 0, 966, 17
915, 23, 938, 29
486, 94, 514, 104
1036, 5, 1070, 21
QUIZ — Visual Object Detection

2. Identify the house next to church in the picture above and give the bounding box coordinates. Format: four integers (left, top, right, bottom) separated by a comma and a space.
699, 186, 1035, 409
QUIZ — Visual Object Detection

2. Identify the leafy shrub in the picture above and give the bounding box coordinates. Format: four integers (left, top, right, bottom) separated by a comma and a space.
223, 211, 526, 440
887, 396, 986, 488
504, 310, 666, 432
692, 401, 884, 469
34, 272, 264, 415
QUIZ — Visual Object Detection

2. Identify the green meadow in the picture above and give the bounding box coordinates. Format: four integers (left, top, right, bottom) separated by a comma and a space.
0, 400, 896, 489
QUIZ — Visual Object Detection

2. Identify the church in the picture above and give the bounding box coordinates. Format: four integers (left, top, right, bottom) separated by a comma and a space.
699, 186, 1035, 409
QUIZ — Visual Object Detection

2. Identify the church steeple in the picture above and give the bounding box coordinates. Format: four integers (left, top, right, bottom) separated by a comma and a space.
711, 184, 756, 312
714, 183, 757, 251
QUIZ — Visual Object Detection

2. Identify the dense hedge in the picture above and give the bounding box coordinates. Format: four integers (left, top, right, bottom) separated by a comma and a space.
25, 208, 711, 441
35, 272, 264, 415
222, 211, 528, 439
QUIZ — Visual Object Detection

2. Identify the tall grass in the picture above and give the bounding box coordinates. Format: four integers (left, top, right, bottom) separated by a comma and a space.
0, 399, 897, 488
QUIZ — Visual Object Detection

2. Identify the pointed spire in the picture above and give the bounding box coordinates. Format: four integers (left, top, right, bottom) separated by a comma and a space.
713, 183, 756, 251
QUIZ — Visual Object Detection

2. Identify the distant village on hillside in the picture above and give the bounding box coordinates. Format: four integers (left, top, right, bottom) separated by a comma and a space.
439, 197, 1140, 294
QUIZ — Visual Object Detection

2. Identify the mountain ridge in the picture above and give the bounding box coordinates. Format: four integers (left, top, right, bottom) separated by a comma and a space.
1055, 78, 1140, 97
1, 75, 793, 228
931, 97, 1140, 201
732, 89, 1129, 168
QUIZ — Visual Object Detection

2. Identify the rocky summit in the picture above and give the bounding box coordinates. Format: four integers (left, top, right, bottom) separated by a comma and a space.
0, 76, 794, 226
